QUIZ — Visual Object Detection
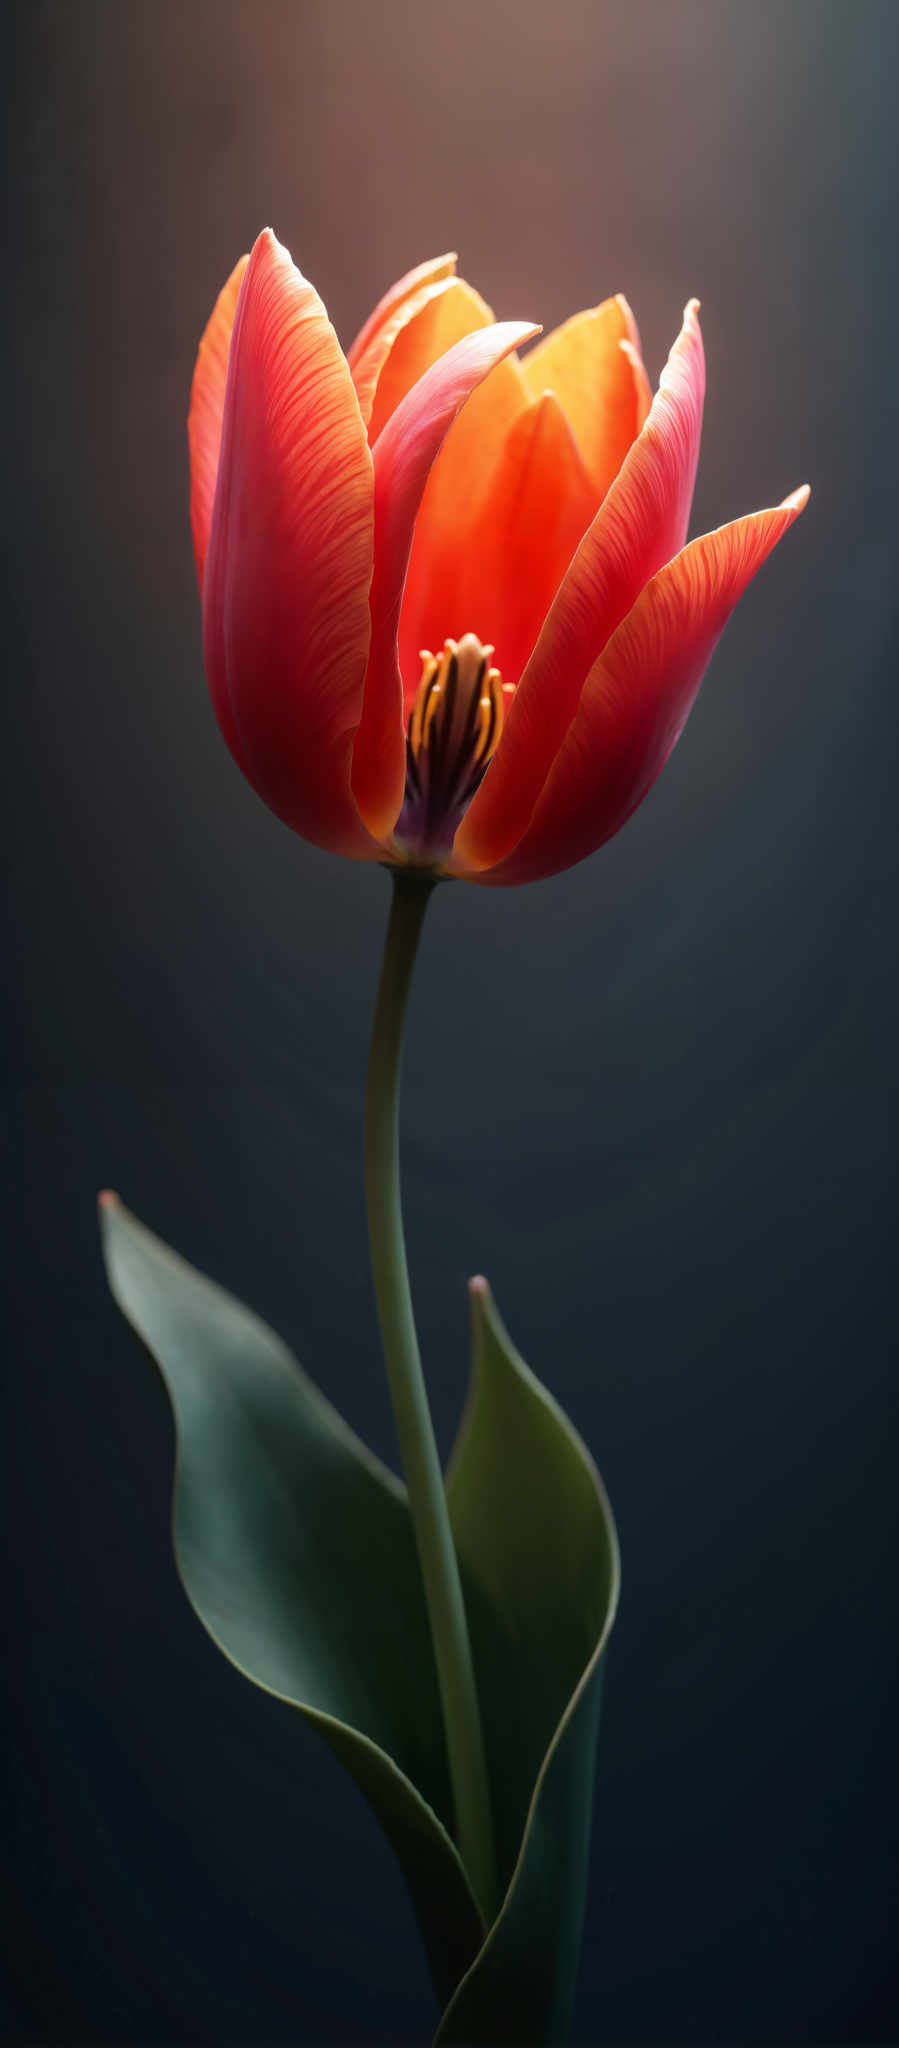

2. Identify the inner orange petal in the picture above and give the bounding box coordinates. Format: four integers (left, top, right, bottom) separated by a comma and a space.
346, 252, 457, 370
367, 279, 495, 445
441, 392, 598, 692
521, 296, 651, 502
398, 353, 530, 697
350, 277, 461, 432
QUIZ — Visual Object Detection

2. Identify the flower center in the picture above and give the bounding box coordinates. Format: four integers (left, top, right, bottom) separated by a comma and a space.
394, 633, 510, 864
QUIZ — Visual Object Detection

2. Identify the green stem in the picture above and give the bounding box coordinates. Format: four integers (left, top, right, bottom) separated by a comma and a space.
364, 867, 497, 1924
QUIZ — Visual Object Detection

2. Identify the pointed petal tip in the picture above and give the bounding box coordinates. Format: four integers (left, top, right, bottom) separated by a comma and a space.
657, 298, 705, 401
468, 1274, 490, 1300
784, 482, 811, 513
246, 227, 281, 274
98, 1188, 119, 1211
614, 292, 641, 344
475, 315, 542, 355
411, 251, 458, 271
253, 226, 296, 273
613, 294, 648, 374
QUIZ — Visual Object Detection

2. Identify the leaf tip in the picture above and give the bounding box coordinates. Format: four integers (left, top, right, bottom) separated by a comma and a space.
466, 1272, 513, 1366
467, 1273, 495, 1343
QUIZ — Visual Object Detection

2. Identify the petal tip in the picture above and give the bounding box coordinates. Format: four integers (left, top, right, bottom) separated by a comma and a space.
97, 1188, 119, 1211
614, 291, 637, 328
254, 225, 292, 271
503, 318, 543, 355
784, 482, 811, 513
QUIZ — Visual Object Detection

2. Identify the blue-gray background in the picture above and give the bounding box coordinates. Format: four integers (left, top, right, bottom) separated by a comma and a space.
7, 1, 898, 2041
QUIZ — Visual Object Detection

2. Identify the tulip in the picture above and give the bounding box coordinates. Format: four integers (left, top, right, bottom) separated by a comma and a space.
189, 231, 808, 886
98, 232, 814, 2032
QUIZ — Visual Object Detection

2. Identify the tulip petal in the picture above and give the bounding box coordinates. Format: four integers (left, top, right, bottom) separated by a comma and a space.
351, 277, 462, 433
367, 280, 497, 446
520, 294, 651, 500
467, 488, 809, 886
396, 350, 531, 700
346, 252, 457, 371
350, 319, 541, 841
188, 253, 248, 595
437, 392, 597, 692
457, 301, 705, 872
204, 229, 378, 858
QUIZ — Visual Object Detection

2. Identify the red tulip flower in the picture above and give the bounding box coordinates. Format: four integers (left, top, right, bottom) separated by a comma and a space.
102, 231, 811, 2033
189, 230, 807, 885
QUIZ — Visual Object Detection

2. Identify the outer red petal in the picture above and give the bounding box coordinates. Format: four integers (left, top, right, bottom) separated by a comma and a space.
466, 488, 809, 886
346, 253, 457, 370
350, 319, 541, 842
203, 229, 378, 859
457, 301, 705, 873
188, 253, 248, 595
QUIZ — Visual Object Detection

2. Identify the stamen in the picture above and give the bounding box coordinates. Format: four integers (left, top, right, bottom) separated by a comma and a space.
394, 632, 509, 864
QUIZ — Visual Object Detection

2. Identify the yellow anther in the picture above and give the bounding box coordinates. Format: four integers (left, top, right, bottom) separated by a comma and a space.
421, 679, 442, 746
409, 653, 438, 754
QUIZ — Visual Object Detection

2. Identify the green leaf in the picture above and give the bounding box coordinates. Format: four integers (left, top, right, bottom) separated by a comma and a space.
99, 1201, 619, 2045
438, 1278, 620, 2044
98, 1195, 484, 2009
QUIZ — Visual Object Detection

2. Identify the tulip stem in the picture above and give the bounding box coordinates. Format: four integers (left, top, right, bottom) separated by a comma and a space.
364, 867, 497, 1926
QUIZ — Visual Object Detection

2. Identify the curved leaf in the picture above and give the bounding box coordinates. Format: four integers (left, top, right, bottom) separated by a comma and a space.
439, 1278, 620, 2044
99, 1201, 619, 2043
98, 1195, 484, 2009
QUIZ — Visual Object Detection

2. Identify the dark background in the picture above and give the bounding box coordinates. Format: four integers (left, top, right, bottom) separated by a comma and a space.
7, 1, 898, 2042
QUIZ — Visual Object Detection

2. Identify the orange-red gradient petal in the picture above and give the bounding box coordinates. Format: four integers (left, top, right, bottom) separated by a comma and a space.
520, 295, 651, 501
366, 279, 496, 445
457, 301, 706, 872
438, 392, 597, 690
350, 319, 540, 842
188, 253, 248, 594
471, 489, 809, 887
346, 252, 457, 370
351, 277, 459, 432
203, 230, 378, 859
397, 353, 530, 692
